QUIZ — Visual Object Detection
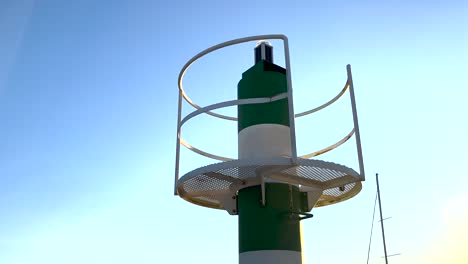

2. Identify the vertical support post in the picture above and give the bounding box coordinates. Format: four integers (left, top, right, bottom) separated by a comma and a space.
174, 91, 183, 195
283, 37, 298, 164
347, 64, 365, 178
376, 173, 389, 264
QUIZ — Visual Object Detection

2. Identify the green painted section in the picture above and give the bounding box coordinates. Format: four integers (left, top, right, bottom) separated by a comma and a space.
238, 183, 308, 253
237, 61, 290, 132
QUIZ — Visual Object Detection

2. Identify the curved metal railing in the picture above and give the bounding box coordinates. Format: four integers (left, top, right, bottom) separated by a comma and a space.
175, 35, 365, 194
295, 80, 350, 117
178, 35, 292, 121
300, 128, 355, 159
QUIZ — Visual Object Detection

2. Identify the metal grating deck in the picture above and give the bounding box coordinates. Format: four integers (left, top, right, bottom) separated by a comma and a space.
177, 157, 363, 211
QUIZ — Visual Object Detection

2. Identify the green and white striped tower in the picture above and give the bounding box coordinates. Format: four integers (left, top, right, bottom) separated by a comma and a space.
175, 35, 365, 264
237, 41, 304, 264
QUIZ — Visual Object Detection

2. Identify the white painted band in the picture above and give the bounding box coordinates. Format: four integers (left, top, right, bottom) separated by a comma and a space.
240, 250, 302, 264
238, 124, 292, 159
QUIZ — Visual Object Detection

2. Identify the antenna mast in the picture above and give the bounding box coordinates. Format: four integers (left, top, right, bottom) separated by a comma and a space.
376, 173, 389, 263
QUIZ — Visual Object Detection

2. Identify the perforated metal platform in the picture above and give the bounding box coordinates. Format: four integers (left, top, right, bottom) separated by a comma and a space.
177, 157, 363, 212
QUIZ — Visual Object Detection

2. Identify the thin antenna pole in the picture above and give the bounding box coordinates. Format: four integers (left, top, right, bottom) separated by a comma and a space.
376, 173, 389, 264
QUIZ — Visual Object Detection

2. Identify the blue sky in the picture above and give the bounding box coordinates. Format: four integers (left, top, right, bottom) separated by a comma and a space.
0, 0, 467, 263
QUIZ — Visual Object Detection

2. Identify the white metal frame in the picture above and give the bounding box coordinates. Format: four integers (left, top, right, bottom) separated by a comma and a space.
174, 34, 365, 194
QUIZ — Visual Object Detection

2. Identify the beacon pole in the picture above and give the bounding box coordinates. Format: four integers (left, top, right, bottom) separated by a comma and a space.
237, 41, 304, 264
